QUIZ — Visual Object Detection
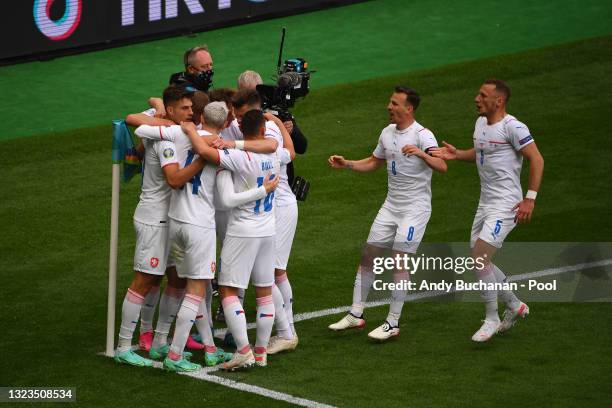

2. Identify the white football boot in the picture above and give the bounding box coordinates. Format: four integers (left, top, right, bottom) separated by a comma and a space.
498, 302, 530, 333
367, 321, 400, 341
328, 313, 366, 331
471, 319, 501, 342
220, 350, 255, 371
267, 335, 299, 354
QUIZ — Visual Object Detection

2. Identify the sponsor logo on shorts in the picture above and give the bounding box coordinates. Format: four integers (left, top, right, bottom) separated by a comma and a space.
150, 257, 159, 268
163, 148, 175, 158
235, 310, 245, 315
259, 313, 274, 318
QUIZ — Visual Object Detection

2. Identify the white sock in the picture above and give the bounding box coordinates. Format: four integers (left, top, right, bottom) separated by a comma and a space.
194, 295, 216, 353
205, 280, 213, 328
255, 295, 275, 353
139, 285, 160, 334
476, 264, 499, 322
272, 285, 293, 340
350, 265, 375, 316
275, 273, 295, 334
491, 264, 521, 310
117, 289, 144, 352
222, 295, 250, 353
387, 271, 409, 327
152, 286, 184, 349
169, 294, 201, 359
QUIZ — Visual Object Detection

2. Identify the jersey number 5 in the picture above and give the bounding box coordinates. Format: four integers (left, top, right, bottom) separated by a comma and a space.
254, 175, 275, 214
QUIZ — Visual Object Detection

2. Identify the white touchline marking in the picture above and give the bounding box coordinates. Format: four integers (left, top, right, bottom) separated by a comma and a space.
105, 259, 612, 407
102, 353, 336, 407
182, 369, 336, 408
213, 258, 612, 338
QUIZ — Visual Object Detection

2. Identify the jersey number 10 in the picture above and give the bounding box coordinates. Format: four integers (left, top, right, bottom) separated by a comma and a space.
254, 175, 275, 214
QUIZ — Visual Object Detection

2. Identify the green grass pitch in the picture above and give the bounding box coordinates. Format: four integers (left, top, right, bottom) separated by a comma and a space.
1, 35, 611, 406
2, 0, 612, 405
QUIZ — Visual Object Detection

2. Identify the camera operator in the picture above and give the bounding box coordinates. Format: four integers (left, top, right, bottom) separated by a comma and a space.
237, 70, 308, 185
168, 45, 214, 92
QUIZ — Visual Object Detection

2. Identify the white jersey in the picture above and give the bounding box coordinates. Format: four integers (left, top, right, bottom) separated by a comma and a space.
473, 114, 534, 210
263, 122, 296, 207
220, 119, 243, 141
166, 127, 217, 229
133, 138, 178, 225
219, 148, 279, 237
217, 119, 294, 207
372, 122, 438, 212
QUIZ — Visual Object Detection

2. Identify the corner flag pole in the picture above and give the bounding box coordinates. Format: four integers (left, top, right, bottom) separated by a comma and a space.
106, 162, 120, 357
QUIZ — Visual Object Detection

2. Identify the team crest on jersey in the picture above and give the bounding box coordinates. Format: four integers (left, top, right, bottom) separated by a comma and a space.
211, 261, 216, 273
163, 148, 174, 159
150, 257, 159, 268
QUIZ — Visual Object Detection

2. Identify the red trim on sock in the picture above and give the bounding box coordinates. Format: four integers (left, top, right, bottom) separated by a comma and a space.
256, 295, 273, 306
222, 295, 240, 308
127, 288, 145, 304
238, 345, 251, 355
254, 346, 266, 354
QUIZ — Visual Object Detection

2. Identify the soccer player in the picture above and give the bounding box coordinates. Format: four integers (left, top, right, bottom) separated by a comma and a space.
114, 86, 206, 367
327, 86, 447, 341
182, 109, 293, 369
217, 89, 300, 353
430, 79, 544, 342
126, 90, 209, 352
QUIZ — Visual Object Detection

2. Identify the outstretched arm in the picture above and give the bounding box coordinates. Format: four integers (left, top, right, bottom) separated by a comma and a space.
401, 145, 447, 173
214, 138, 278, 154
180, 122, 221, 165
126, 113, 174, 127
430, 141, 476, 162
216, 170, 279, 208
162, 159, 205, 189
513, 142, 544, 223
328, 155, 385, 172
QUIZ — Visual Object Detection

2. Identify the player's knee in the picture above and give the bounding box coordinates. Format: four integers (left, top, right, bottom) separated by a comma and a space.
255, 286, 272, 298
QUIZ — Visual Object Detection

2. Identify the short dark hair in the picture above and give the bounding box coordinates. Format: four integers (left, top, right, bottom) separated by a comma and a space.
484, 79, 511, 102
394, 86, 420, 111
184, 44, 209, 70
163, 85, 194, 108
240, 109, 266, 138
208, 87, 236, 108
191, 91, 210, 122
232, 89, 261, 109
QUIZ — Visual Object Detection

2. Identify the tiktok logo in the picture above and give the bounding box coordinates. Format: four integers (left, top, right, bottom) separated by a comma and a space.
33, 0, 82, 41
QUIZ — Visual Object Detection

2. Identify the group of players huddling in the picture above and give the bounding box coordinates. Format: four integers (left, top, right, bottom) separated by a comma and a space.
114, 44, 545, 374
115, 46, 301, 372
